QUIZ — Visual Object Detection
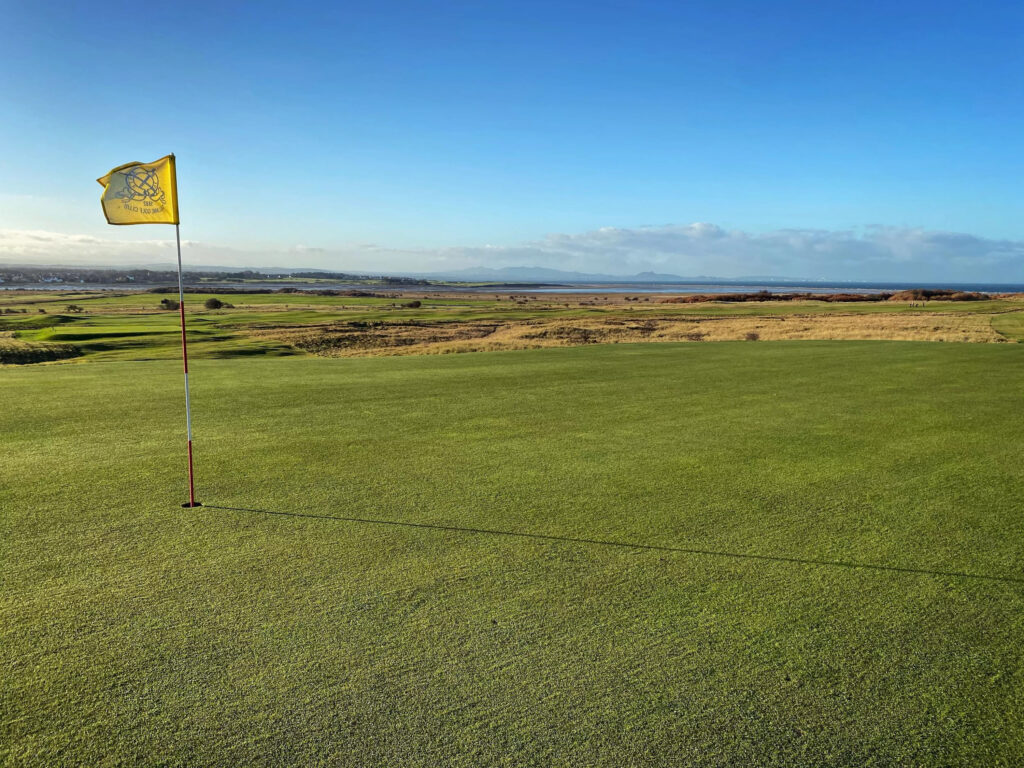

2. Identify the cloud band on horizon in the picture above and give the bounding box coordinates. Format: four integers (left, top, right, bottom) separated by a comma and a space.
1, 223, 1022, 282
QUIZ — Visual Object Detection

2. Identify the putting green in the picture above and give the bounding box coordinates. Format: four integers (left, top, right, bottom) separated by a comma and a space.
2, 341, 1022, 765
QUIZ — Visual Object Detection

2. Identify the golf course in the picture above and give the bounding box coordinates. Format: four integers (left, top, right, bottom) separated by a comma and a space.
3, 330, 1023, 765
8, 0, 1024, 761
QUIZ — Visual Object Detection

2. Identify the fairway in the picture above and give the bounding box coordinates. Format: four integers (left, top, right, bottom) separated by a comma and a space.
3, 342, 1023, 765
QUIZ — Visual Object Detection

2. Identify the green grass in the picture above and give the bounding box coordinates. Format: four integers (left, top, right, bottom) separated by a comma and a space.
7, 314, 296, 362
3, 342, 1023, 765
992, 311, 1024, 341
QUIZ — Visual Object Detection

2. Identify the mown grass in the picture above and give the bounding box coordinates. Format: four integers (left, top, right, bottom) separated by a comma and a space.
2, 342, 1023, 765
3, 314, 296, 362
992, 311, 1024, 341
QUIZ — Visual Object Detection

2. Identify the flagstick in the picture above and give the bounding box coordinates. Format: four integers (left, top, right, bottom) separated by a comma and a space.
175, 222, 199, 508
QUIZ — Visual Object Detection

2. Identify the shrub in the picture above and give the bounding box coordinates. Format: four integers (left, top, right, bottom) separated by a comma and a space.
0, 343, 81, 365
744, 331, 760, 341
159, 298, 180, 310
888, 289, 990, 302
662, 291, 890, 304
64, 304, 84, 313
204, 297, 224, 310
402, 300, 422, 308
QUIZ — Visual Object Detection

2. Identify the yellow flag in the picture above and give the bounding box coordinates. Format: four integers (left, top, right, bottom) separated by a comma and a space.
97, 155, 179, 225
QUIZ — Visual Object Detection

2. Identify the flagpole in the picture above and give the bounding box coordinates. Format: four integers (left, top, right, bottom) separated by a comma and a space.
175, 221, 199, 508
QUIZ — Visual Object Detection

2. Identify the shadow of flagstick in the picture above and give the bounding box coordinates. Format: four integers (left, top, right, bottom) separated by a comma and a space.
202, 505, 1024, 586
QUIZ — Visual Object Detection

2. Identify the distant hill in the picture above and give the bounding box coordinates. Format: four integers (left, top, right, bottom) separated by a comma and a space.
419, 266, 701, 283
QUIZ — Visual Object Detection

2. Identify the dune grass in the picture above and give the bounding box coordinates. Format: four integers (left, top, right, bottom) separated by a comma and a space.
3, 288, 1021, 318
2, 341, 1023, 765
2, 289, 1023, 363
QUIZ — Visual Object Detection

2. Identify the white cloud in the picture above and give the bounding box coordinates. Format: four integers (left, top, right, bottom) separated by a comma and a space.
0, 228, 177, 262
2, 224, 1023, 281
473, 225, 1024, 280
0, 228, 262, 268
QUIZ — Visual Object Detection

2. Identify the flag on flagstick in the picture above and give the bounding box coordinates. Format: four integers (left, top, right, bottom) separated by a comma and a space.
97, 154, 199, 508
97, 155, 179, 225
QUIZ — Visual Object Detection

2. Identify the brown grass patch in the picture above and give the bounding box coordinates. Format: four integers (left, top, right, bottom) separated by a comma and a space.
660, 288, 992, 304
253, 311, 1008, 358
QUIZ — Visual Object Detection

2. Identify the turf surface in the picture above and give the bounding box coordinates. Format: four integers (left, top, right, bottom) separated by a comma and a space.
2, 342, 1023, 765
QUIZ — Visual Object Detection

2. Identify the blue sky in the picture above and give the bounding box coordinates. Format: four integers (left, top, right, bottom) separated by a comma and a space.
2, 0, 1024, 279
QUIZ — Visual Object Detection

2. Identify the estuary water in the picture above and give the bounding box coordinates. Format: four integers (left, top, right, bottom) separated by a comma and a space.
4, 280, 1024, 294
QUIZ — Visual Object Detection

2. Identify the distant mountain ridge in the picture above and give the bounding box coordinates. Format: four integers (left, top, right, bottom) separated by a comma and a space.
0, 260, 810, 283
7, 262, 1022, 292
414, 266, 841, 283
416, 266, 702, 283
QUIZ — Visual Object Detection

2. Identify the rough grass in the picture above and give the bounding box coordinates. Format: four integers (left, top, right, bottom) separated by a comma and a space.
0, 332, 81, 365
259, 310, 1007, 357
3, 289, 1022, 318
2, 290, 1022, 364
2, 342, 1023, 766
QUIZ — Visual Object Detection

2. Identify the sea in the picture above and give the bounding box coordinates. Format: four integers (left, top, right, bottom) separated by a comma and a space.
8, 280, 1024, 296
4, 280, 1024, 295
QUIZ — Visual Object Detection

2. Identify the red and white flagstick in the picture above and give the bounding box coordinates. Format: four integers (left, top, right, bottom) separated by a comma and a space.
175, 221, 200, 508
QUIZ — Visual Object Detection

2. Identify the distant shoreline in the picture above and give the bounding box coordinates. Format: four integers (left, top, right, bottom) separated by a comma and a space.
5, 279, 1024, 295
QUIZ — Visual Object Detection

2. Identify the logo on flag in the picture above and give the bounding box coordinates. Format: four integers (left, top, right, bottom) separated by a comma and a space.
118, 166, 166, 206
97, 155, 178, 225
